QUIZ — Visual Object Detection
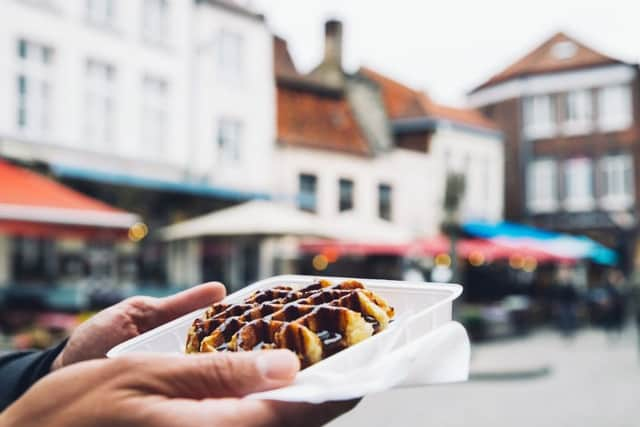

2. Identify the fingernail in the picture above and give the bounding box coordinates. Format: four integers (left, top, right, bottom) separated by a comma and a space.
257, 350, 299, 380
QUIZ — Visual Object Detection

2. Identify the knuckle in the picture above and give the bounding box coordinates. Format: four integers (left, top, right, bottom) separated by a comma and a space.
108, 356, 137, 373
122, 296, 159, 331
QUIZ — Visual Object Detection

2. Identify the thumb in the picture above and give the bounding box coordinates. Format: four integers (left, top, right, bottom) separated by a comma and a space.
142, 350, 300, 399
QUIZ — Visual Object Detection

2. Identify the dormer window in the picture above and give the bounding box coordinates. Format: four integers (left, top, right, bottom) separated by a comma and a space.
551, 41, 577, 60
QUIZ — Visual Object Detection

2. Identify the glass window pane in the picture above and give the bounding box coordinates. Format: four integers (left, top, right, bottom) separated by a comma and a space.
299, 174, 317, 213
18, 39, 27, 59
339, 178, 354, 212
378, 184, 392, 220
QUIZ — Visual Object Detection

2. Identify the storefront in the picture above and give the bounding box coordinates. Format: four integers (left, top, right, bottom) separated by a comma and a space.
0, 160, 139, 292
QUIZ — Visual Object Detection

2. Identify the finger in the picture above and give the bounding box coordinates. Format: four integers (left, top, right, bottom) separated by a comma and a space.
149, 282, 226, 327
135, 350, 300, 399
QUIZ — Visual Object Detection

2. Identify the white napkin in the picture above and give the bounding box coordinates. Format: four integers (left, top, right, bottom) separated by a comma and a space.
247, 321, 470, 403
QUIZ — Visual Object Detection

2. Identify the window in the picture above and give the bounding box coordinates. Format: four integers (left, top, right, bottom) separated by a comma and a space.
86, 0, 114, 26
218, 31, 243, 82
563, 90, 592, 134
338, 178, 354, 212
524, 94, 555, 139
141, 76, 168, 159
527, 159, 557, 213
564, 158, 594, 211
600, 155, 634, 209
298, 174, 317, 213
217, 119, 242, 163
15, 39, 54, 138
378, 184, 392, 221
142, 0, 168, 44
598, 85, 633, 132
551, 41, 577, 60
84, 60, 115, 150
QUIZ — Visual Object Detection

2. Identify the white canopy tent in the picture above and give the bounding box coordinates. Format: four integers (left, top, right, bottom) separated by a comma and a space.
160, 200, 411, 243
160, 200, 412, 287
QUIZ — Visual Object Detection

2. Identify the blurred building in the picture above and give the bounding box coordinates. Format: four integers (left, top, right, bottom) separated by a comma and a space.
274, 21, 503, 236
161, 20, 504, 288
0, 0, 275, 284
469, 32, 640, 270
0, 159, 137, 309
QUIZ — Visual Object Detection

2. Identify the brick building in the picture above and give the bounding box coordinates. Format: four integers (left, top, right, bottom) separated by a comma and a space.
468, 32, 640, 269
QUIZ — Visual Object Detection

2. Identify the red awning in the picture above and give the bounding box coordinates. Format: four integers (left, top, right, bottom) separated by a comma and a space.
299, 239, 409, 256
0, 160, 138, 238
412, 236, 574, 263
301, 235, 575, 264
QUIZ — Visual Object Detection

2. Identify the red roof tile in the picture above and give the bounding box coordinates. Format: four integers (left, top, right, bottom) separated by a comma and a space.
360, 67, 424, 119
471, 32, 625, 92
276, 84, 370, 155
362, 67, 498, 130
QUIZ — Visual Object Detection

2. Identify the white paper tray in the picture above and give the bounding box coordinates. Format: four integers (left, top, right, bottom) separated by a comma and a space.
107, 275, 470, 402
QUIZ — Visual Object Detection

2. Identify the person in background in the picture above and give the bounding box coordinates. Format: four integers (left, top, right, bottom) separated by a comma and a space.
0, 282, 356, 426
601, 269, 626, 341
551, 268, 579, 338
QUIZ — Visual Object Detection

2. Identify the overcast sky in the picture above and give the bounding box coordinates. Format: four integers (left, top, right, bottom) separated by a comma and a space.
252, 0, 640, 107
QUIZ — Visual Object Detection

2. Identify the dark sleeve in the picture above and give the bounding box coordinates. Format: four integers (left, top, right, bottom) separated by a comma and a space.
0, 339, 67, 412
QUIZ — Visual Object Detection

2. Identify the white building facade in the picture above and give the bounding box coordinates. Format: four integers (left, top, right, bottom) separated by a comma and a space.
0, 0, 275, 193
274, 121, 503, 238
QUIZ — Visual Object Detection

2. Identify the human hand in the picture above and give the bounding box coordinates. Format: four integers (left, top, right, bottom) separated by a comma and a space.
51, 282, 226, 370
3, 350, 357, 427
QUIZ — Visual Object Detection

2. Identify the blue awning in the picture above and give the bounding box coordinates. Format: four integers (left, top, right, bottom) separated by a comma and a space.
52, 164, 271, 202
463, 221, 618, 266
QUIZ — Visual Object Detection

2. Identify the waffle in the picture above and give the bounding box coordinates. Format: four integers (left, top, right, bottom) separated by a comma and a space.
185, 279, 395, 368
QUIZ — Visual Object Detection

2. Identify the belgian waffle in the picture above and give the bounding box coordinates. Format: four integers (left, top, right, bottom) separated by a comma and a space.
185, 279, 395, 368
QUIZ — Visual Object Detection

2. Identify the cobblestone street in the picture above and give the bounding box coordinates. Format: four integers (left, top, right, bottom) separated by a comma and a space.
329, 327, 640, 427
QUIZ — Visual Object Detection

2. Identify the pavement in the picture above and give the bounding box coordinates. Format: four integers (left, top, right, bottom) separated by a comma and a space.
328, 327, 640, 427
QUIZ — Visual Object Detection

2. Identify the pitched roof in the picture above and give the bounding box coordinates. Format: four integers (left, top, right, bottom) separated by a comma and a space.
361, 67, 498, 130
274, 36, 370, 155
471, 32, 626, 92
276, 84, 370, 155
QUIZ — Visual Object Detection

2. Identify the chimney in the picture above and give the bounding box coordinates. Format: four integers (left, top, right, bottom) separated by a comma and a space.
323, 19, 343, 68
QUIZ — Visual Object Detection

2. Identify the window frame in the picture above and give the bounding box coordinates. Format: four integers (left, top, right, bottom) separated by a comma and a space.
84, 59, 116, 151
217, 118, 243, 164
338, 178, 355, 212
15, 38, 54, 139
599, 154, 634, 210
527, 158, 557, 213
523, 94, 556, 139
298, 173, 318, 213
598, 85, 633, 132
141, 75, 168, 160
562, 89, 592, 135
86, 0, 115, 27
563, 158, 595, 212
378, 183, 393, 221
141, 0, 169, 45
